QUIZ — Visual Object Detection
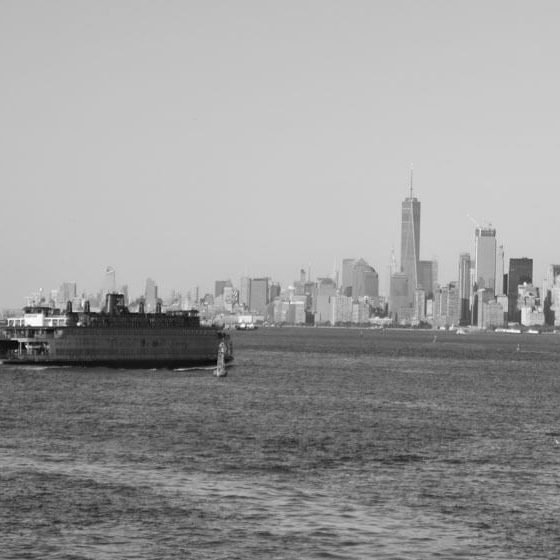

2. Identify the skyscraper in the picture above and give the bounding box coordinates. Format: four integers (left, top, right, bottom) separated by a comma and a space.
390, 173, 421, 323
417, 260, 436, 298
389, 272, 410, 323
400, 188, 421, 293
458, 253, 471, 324
508, 258, 533, 293
495, 245, 505, 296
341, 258, 356, 297
544, 264, 560, 293
474, 226, 496, 291
544, 264, 560, 326
239, 277, 251, 309
249, 277, 269, 315
214, 280, 231, 298
351, 258, 379, 299
507, 257, 533, 322
144, 278, 158, 312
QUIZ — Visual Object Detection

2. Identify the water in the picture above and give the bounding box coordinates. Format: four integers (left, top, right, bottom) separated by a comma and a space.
1, 328, 560, 559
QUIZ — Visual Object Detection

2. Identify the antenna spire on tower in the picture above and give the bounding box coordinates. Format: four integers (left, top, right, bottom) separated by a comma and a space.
409, 163, 414, 198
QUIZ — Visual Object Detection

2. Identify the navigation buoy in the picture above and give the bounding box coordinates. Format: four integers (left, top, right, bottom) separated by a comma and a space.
214, 341, 227, 377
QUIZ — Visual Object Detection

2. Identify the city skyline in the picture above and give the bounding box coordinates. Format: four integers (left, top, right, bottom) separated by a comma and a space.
2, 2, 560, 308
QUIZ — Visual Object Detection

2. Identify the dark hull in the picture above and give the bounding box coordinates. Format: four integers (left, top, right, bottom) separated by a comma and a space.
1, 356, 234, 369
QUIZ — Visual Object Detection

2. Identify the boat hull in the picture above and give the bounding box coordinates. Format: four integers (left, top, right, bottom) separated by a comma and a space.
1, 357, 234, 369
2, 326, 233, 369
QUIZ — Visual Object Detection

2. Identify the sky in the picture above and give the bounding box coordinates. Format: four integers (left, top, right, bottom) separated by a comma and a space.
1, 0, 559, 308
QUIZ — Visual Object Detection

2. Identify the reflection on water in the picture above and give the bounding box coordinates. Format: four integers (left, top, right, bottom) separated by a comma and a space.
1, 328, 560, 559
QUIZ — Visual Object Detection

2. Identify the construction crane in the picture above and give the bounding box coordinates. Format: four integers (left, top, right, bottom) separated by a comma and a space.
467, 214, 494, 230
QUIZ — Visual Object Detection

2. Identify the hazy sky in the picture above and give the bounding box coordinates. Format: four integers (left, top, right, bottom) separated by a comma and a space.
2, 1, 559, 307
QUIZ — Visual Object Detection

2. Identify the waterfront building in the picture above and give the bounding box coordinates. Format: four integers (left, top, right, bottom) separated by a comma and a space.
414, 289, 426, 322
433, 282, 460, 328
474, 226, 496, 292
331, 294, 353, 324
517, 283, 540, 327
475, 288, 495, 327
551, 277, 560, 327
521, 306, 545, 327
313, 278, 337, 324
543, 265, 560, 325
507, 258, 533, 322
288, 300, 306, 325
425, 298, 434, 322
352, 298, 371, 324
272, 300, 287, 324
496, 294, 509, 320
481, 300, 506, 329
543, 264, 560, 293
272, 299, 305, 325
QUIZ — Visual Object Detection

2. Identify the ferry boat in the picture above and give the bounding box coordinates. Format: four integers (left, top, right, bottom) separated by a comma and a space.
0, 293, 233, 369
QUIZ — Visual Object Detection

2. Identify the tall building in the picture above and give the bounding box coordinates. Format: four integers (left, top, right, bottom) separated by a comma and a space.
144, 278, 158, 312
418, 260, 436, 298
239, 277, 251, 308
433, 282, 460, 328
351, 259, 379, 299
474, 226, 496, 291
104, 266, 116, 294
57, 282, 77, 306
458, 253, 471, 325
269, 282, 281, 301
342, 258, 356, 297
400, 188, 421, 294
313, 278, 337, 324
293, 269, 307, 296
508, 258, 533, 292
543, 264, 560, 325
544, 264, 560, 293
495, 245, 505, 296
391, 174, 421, 323
507, 258, 533, 322
414, 289, 426, 322
214, 280, 232, 298
390, 272, 411, 323
248, 278, 269, 315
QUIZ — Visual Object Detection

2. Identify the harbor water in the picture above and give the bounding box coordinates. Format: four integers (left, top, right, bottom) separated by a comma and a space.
1, 328, 560, 559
